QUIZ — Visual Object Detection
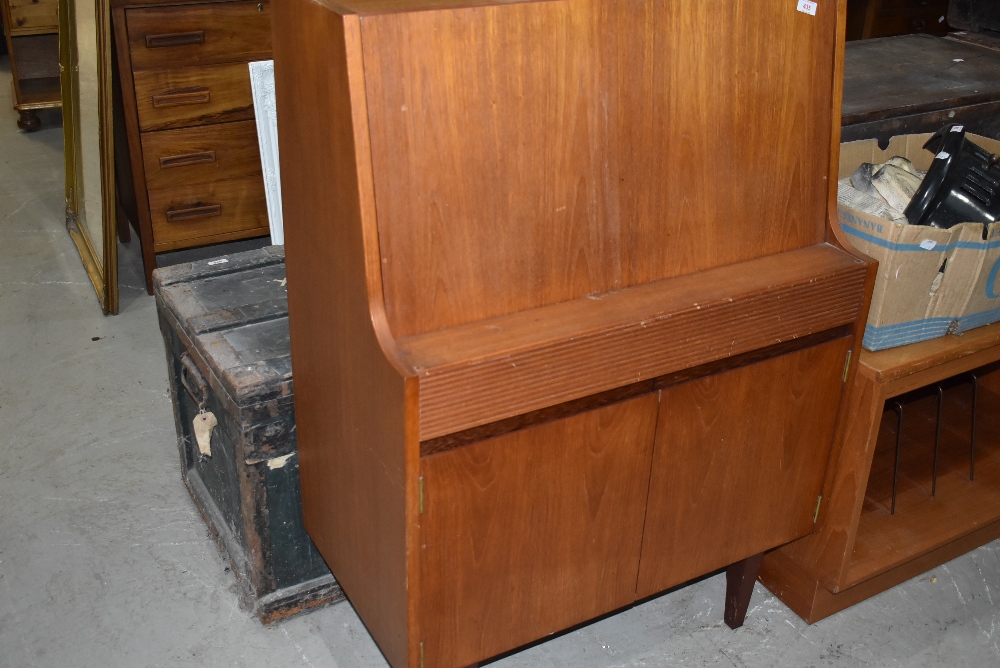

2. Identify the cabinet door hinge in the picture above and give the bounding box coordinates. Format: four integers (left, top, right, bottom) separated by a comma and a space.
842, 349, 853, 383
813, 495, 823, 523
419, 477, 425, 515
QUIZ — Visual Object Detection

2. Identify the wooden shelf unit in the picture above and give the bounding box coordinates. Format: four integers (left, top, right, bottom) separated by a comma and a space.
1, 0, 60, 130
761, 322, 1000, 623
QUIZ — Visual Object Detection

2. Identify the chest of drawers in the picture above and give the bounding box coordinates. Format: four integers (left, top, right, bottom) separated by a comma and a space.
112, 0, 271, 293
1, 0, 60, 130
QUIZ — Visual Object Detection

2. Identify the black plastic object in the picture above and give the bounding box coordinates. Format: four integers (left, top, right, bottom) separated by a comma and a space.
904, 124, 1000, 229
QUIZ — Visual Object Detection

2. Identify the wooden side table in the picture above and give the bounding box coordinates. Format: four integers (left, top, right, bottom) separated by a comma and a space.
1, 0, 60, 130
760, 322, 1000, 622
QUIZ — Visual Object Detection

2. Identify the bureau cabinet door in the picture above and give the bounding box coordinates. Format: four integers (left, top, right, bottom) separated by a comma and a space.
419, 394, 658, 668
636, 337, 851, 598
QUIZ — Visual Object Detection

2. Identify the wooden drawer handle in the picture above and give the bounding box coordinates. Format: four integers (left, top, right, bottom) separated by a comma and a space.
166, 204, 222, 222
152, 88, 211, 108
159, 151, 216, 169
145, 31, 205, 49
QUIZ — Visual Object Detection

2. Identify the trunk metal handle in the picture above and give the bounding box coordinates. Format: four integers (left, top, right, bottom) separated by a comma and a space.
180, 353, 208, 409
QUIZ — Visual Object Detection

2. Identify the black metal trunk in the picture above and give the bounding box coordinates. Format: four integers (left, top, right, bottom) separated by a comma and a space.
154, 246, 342, 622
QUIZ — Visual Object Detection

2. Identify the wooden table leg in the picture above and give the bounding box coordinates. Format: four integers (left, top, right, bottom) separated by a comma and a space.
724, 552, 764, 629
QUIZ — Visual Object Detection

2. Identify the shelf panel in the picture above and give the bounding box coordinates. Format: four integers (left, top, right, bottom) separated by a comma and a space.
15, 76, 61, 110
845, 383, 1000, 589
10, 33, 60, 79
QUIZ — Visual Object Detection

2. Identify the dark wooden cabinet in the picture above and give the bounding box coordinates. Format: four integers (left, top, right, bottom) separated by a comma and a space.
273, 1, 875, 665
112, 0, 271, 293
841, 34, 1000, 144
847, 0, 951, 40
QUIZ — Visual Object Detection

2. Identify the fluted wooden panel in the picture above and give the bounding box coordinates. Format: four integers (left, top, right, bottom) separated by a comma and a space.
400, 244, 868, 441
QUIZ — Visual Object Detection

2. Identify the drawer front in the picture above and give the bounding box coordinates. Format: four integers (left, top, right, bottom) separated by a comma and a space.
8, 0, 58, 32
148, 178, 268, 250
126, 1, 271, 71
141, 120, 263, 191
133, 62, 254, 131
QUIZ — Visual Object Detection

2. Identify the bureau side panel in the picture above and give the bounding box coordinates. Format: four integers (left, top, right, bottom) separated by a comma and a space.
274, 4, 412, 667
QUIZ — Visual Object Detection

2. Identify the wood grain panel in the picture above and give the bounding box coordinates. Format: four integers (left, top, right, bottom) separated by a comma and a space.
420, 395, 658, 667
141, 120, 263, 191
400, 244, 867, 440
636, 338, 851, 597
133, 62, 254, 131
125, 0, 271, 71
602, 0, 836, 286
274, 2, 417, 666
360, 0, 838, 337
148, 177, 268, 250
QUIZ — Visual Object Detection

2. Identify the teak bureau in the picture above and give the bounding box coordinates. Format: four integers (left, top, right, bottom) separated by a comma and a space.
273, 1, 876, 666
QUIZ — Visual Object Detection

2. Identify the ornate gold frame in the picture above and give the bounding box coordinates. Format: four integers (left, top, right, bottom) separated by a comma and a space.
60, 0, 118, 314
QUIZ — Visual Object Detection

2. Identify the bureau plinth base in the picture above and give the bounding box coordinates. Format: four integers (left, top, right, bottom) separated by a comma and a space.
760, 519, 1000, 623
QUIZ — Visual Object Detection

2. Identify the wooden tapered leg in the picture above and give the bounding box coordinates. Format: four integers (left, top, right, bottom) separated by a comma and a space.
724, 552, 764, 629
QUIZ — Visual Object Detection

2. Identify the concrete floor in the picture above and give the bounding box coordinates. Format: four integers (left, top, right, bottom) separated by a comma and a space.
2, 58, 1000, 668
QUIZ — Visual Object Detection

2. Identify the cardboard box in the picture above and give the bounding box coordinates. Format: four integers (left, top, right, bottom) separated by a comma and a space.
837, 132, 1000, 351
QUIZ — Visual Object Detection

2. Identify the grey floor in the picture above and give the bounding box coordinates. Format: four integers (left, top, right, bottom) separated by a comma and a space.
2, 59, 999, 668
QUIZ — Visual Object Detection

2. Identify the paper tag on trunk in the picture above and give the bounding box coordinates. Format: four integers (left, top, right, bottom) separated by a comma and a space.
193, 411, 218, 457
797, 0, 817, 16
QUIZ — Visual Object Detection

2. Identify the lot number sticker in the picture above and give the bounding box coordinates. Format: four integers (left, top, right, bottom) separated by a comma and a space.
797, 0, 817, 15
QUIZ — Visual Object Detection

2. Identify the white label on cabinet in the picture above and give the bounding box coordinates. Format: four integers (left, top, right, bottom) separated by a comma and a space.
797, 0, 817, 16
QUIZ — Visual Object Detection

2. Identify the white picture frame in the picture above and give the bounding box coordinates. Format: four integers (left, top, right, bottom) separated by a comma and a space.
249, 60, 283, 245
